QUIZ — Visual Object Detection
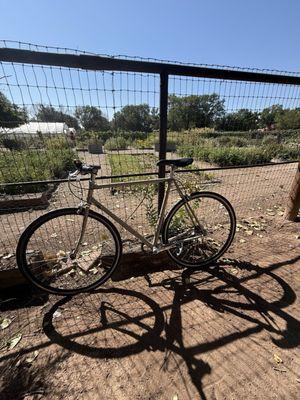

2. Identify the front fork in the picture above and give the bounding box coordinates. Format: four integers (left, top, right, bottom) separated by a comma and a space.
70, 173, 96, 259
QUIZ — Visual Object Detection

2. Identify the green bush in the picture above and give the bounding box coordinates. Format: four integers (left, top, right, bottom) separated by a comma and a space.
276, 146, 300, 160
104, 137, 130, 151
134, 134, 155, 149
0, 140, 75, 194
1, 136, 26, 151
179, 145, 272, 166
261, 135, 278, 146
216, 136, 249, 147
75, 130, 112, 146
263, 143, 300, 161
118, 130, 149, 142
208, 147, 272, 166
178, 128, 300, 166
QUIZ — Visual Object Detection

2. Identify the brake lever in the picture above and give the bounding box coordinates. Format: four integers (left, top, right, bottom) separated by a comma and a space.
69, 170, 81, 179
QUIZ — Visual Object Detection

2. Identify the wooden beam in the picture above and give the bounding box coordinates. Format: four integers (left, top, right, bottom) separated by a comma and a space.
284, 162, 300, 221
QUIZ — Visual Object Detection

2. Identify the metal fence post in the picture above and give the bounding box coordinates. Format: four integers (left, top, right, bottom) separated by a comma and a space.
158, 70, 169, 211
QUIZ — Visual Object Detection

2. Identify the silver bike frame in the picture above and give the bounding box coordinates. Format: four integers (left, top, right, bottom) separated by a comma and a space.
73, 166, 201, 255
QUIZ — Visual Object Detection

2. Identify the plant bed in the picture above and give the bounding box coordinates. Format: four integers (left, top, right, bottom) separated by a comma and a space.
0, 136, 75, 195
154, 141, 177, 152
0, 184, 56, 214
88, 141, 103, 154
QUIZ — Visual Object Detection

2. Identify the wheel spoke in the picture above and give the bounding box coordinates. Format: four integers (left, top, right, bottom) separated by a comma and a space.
17, 209, 121, 294
164, 193, 235, 267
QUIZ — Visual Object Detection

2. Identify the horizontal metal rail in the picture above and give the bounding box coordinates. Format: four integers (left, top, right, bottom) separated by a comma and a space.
1, 48, 300, 85
0, 160, 298, 189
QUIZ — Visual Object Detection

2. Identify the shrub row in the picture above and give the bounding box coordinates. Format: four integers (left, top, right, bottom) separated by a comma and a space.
0, 137, 75, 194
178, 143, 300, 167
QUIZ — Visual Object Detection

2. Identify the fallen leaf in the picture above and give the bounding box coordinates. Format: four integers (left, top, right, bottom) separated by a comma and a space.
239, 239, 246, 243
7, 333, 22, 350
273, 354, 283, 364
25, 350, 39, 364
53, 311, 62, 319
0, 317, 12, 330
3, 253, 14, 260
89, 267, 98, 275
50, 233, 58, 238
230, 268, 239, 275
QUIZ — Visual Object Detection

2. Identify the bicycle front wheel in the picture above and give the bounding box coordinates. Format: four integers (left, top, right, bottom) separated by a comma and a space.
162, 192, 236, 268
16, 208, 122, 295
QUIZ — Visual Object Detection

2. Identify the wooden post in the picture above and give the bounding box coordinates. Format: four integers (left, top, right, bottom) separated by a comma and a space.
284, 162, 300, 221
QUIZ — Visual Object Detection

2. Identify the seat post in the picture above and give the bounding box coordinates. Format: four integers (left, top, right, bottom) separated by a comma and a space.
170, 165, 176, 179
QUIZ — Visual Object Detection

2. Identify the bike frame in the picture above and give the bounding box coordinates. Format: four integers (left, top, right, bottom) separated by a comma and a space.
73, 167, 201, 255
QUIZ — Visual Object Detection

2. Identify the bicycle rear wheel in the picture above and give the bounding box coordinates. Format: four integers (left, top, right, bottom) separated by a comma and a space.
162, 192, 236, 268
16, 208, 122, 295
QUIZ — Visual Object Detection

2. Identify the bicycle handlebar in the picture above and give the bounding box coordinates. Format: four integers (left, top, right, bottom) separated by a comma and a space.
69, 159, 101, 177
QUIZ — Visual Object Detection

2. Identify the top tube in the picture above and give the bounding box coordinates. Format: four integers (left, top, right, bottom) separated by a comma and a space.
92, 176, 173, 190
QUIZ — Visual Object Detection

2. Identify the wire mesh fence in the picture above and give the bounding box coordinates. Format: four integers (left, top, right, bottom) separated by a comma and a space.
0, 41, 299, 271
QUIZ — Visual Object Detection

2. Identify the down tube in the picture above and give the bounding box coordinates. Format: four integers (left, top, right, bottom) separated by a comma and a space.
91, 197, 154, 249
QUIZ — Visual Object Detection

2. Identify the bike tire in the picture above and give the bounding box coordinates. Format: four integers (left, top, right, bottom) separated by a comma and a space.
162, 191, 236, 268
16, 207, 122, 295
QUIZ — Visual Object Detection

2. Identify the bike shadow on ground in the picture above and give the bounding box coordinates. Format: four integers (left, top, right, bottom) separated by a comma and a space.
156, 255, 300, 349
41, 254, 300, 399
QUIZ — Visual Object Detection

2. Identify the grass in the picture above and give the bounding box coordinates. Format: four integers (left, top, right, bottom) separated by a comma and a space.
107, 154, 157, 182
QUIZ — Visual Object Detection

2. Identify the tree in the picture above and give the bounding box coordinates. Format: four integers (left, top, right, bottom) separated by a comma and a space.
35, 105, 79, 129
75, 106, 110, 131
168, 94, 225, 131
259, 105, 284, 128
0, 92, 27, 128
150, 107, 160, 130
275, 108, 300, 129
215, 109, 259, 131
112, 104, 153, 132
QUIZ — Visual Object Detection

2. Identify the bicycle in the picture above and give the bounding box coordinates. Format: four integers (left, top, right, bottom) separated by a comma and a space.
16, 158, 236, 295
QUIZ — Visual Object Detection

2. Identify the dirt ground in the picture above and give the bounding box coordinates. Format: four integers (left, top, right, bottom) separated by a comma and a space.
0, 212, 299, 400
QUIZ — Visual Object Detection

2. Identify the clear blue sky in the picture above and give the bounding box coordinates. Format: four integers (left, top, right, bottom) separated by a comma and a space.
1, 0, 300, 118
1, 0, 300, 72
